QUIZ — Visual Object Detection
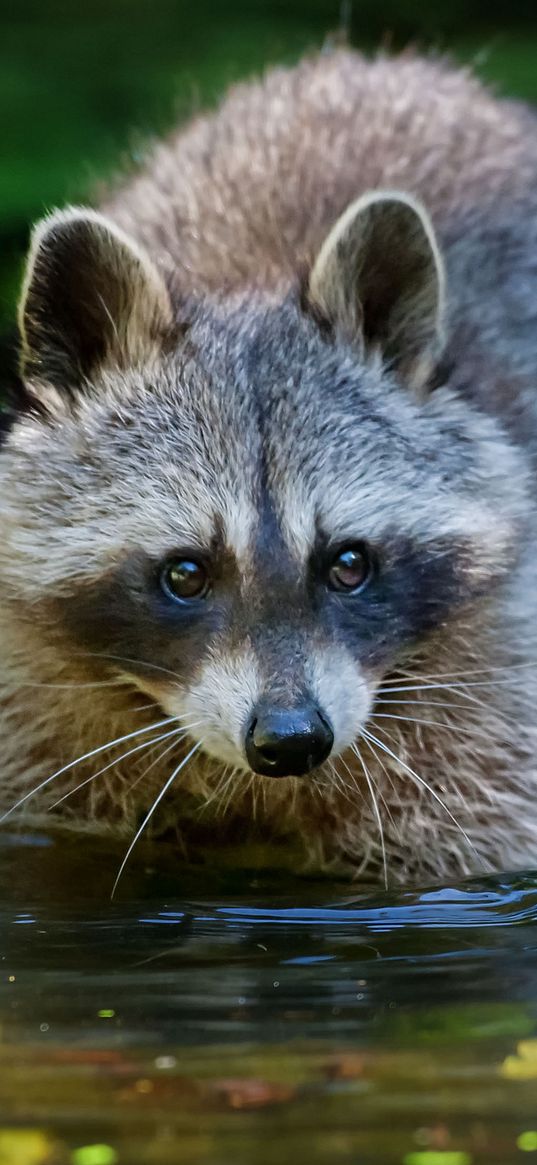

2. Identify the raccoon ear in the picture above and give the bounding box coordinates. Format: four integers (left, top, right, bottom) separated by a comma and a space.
18, 208, 173, 395
307, 191, 446, 392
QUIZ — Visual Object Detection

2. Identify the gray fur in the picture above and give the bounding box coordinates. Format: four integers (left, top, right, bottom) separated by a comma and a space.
3, 49, 537, 883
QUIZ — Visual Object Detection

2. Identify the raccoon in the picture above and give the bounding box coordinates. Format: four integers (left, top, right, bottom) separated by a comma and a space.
2, 49, 537, 884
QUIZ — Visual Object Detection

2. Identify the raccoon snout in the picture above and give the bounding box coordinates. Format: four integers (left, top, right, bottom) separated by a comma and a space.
245, 703, 334, 778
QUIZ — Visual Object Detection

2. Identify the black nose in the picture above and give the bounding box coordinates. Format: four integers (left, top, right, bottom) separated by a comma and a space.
245, 704, 334, 777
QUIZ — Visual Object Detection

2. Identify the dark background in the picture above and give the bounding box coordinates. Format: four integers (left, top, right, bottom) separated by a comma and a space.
2, 0, 537, 384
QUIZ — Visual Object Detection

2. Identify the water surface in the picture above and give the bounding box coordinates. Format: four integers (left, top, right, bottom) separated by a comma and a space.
2, 832, 537, 1164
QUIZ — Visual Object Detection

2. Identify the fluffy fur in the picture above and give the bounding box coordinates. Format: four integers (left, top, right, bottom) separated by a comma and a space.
3, 50, 537, 884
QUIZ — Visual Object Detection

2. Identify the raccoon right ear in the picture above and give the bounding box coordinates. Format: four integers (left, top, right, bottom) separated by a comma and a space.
307, 191, 446, 393
18, 208, 173, 398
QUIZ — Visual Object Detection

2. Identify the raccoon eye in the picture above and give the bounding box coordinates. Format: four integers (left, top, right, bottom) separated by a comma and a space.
160, 558, 210, 602
328, 545, 371, 593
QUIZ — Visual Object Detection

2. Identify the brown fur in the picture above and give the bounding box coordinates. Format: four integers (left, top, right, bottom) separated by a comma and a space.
3, 50, 537, 884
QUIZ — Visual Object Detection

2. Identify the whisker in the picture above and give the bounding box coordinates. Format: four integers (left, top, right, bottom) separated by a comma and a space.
310, 780, 324, 804
360, 727, 485, 869
376, 679, 531, 728
74, 651, 184, 683
47, 730, 181, 811
350, 745, 388, 888
128, 702, 161, 715
360, 734, 404, 819
13, 678, 132, 691
220, 767, 242, 817
215, 764, 232, 807
111, 741, 201, 898
333, 754, 396, 853
249, 771, 259, 823
375, 687, 524, 730
368, 721, 405, 751
47, 722, 202, 811
372, 713, 485, 736
0, 715, 179, 824
381, 661, 537, 685
326, 759, 355, 807
375, 698, 479, 710
125, 731, 197, 799
250, 772, 261, 822
346, 745, 398, 827
200, 763, 232, 814
376, 679, 523, 724
331, 757, 367, 811
370, 722, 490, 816
326, 758, 341, 793
378, 677, 532, 695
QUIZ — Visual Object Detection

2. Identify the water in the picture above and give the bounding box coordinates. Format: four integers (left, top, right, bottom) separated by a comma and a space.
2, 833, 537, 1164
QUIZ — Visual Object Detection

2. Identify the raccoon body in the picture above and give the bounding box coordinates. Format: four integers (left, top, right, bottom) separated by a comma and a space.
3, 50, 537, 883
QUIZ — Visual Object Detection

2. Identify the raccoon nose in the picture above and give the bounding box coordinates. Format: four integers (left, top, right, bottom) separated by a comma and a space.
245, 705, 334, 777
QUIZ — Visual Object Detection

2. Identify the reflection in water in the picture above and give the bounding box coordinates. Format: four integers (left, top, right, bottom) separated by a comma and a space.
2, 832, 537, 1163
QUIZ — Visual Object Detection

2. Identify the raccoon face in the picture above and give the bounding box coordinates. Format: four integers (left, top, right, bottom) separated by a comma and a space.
3, 195, 527, 782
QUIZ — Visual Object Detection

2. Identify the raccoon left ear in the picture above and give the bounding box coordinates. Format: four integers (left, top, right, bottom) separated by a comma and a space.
18, 207, 173, 396
307, 191, 446, 393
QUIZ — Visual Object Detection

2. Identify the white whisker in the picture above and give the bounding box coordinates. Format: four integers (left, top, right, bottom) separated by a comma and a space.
375, 698, 479, 710
327, 759, 356, 807
381, 661, 537, 685
0, 715, 179, 824
346, 746, 398, 828
111, 741, 201, 898
205, 766, 228, 812
220, 767, 242, 817
360, 734, 404, 822
372, 713, 484, 736
199, 764, 232, 814
75, 651, 184, 683
332, 758, 367, 810
349, 745, 388, 887
361, 727, 485, 869
377, 679, 519, 724
375, 681, 527, 729
47, 721, 202, 811
125, 731, 198, 798
14, 679, 130, 691
252, 773, 260, 821
378, 677, 530, 695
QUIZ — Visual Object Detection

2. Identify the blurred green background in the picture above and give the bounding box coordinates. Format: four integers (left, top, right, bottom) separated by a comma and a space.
2, 0, 537, 383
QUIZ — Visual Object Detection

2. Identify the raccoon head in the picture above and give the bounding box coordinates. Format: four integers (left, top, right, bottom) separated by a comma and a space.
1, 193, 528, 787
